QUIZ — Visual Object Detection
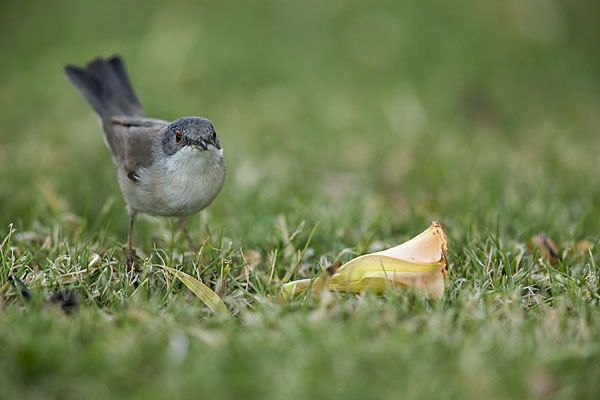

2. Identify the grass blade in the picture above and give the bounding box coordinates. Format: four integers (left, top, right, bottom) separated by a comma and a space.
157, 265, 230, 317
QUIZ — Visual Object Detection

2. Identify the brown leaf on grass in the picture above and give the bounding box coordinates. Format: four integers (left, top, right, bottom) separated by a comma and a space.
560, 240, 595, 260
574, 240, 594, 256
529, 233, 560, 265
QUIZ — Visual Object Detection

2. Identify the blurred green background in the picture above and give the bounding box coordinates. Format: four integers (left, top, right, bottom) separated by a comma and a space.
2, 0, 599, 251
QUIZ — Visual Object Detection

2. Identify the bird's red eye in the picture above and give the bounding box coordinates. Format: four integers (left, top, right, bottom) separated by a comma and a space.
175, 130, 182, 144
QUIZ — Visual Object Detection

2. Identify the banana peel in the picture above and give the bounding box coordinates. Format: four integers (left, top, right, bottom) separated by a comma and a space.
282, 222, 448, 299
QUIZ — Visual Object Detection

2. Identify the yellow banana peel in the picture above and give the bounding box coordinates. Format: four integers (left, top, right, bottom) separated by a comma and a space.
282, 222, 448, 299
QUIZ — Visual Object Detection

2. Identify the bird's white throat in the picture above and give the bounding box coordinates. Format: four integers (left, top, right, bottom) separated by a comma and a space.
164, 146, 224, 176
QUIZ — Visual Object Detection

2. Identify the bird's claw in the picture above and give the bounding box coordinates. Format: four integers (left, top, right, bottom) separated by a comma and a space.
125, 247, 138, 271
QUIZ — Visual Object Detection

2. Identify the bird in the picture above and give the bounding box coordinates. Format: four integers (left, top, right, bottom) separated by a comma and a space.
65, 55, 225, 267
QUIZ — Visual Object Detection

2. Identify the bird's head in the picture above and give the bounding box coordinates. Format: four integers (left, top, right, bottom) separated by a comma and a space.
160, 117, 223, 167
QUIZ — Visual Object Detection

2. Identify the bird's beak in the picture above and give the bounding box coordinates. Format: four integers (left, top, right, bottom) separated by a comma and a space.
186, 136, 220, 151
188, 138, 208, 151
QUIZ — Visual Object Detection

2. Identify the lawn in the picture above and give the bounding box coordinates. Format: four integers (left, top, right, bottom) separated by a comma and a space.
1, 1, 600, 399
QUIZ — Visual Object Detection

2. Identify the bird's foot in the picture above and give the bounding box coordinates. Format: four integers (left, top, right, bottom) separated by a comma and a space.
125, 247, 139, 271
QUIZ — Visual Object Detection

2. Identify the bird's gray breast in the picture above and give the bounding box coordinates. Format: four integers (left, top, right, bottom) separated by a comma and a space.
120, 147, 225, 217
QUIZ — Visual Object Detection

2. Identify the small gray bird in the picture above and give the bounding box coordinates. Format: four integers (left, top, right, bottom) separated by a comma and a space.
65, 55, 225, 266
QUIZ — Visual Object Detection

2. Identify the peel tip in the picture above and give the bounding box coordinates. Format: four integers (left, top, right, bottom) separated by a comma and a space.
429, 221, 448, 253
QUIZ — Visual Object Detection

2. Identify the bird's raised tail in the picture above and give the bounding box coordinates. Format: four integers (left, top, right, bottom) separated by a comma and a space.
65, 55, 145, 118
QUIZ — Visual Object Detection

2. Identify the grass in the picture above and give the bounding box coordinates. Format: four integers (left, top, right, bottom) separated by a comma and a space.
1, 0, 600, 398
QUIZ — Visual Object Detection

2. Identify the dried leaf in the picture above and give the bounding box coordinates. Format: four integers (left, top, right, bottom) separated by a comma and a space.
529, 233, 559, 265
157, 265, 229, 317
574, 240, 594, 256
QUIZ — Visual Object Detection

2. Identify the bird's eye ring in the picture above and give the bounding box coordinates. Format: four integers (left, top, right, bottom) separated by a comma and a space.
175, 130, 182, 144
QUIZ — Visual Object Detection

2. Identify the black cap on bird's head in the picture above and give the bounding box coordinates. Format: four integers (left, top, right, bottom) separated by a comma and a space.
161, 117, 221, 156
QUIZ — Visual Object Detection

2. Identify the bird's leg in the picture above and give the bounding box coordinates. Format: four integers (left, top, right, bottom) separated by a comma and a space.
177, 218, 198, 255
126, 211, 138, 269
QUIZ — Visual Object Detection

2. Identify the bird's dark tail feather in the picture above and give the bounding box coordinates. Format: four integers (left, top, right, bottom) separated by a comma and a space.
65, 55, 145, 118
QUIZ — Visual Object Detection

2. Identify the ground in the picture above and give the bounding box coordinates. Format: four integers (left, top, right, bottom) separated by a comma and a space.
1, 1, 600, 399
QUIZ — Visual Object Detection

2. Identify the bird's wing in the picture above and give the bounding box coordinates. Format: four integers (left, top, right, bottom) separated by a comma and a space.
102, 116, 169, 177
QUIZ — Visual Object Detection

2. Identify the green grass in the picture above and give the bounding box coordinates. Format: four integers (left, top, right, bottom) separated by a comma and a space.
1, 0, 600, 398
